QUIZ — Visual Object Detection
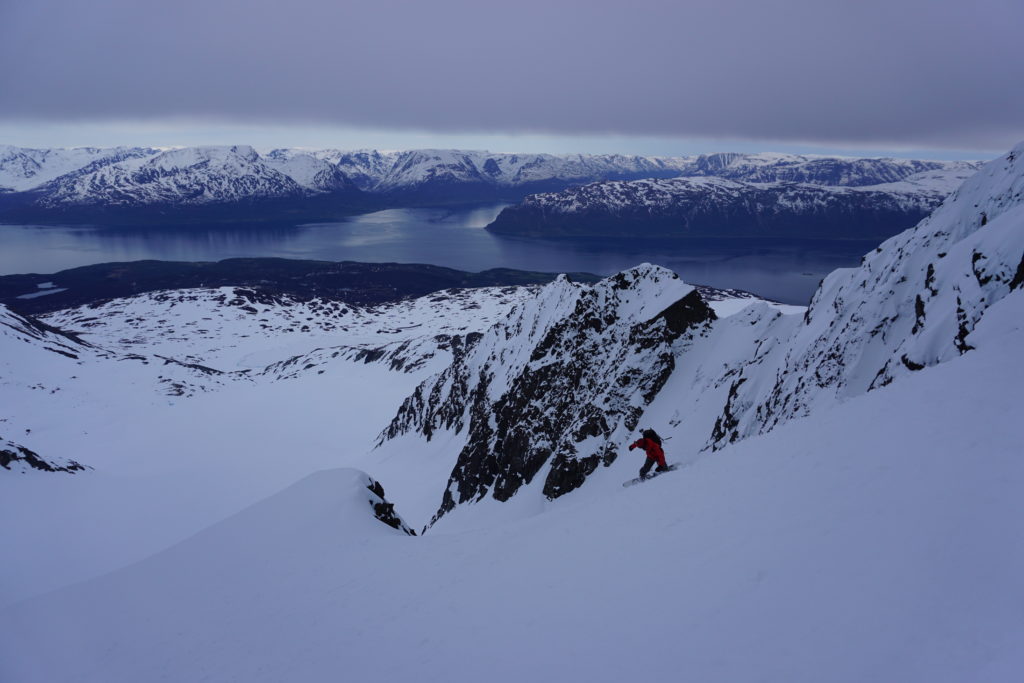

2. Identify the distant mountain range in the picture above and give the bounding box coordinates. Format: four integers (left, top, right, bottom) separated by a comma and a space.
484, 167, 978, 240
0, 144, 983, 239
0, 145, 692, 223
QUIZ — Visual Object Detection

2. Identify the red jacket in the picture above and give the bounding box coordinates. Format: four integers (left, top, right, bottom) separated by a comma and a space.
629, 437, 666, 467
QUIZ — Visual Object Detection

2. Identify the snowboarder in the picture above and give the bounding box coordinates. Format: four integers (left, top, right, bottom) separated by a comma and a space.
629, 428, 668, 480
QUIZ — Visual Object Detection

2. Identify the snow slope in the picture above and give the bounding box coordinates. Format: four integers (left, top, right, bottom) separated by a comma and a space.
0, 282, 540, 602
708, 143, 1024, 448
1, 144, 1021, 682
1, 295, 1021, 681
0, 273, 778, 601
406, 144, 1021, 530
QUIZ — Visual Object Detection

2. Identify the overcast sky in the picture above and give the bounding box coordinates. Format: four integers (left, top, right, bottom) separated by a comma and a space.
1, 0, 1022, 157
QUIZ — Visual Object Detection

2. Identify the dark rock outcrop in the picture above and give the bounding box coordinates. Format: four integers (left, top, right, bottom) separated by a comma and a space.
365, 478, 416, 535
1, 437, 88, 474
378, 266, 716, 527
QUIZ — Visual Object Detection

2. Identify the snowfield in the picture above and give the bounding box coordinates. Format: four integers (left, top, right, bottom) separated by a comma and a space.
1, 144, 1022, 682
2, 297, 1021, 682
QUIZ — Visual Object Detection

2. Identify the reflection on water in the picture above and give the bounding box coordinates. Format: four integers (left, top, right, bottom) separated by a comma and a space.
0, 204, 877, 305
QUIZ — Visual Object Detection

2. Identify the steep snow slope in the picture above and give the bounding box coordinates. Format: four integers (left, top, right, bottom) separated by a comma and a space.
707, 143, 1024, 448
2, 296, 1021, 682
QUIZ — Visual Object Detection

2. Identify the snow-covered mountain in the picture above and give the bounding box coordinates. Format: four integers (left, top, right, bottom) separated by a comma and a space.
676, 151, 981, 186
1, 144, 981, 230
0, 144, 158, 193
0, 145, 695, 221
33, 145, 310, 207
262, 148, 358, 193
486, 168, 979, 240
327, 148, 690, 195
0, 144, 1021, 682
0, 144, 690, 204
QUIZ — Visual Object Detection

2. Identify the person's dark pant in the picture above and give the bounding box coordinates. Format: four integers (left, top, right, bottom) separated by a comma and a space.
640, 457, 658, 478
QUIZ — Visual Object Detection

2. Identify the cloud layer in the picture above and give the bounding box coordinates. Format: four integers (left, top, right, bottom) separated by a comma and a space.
2, 0, 1022, 150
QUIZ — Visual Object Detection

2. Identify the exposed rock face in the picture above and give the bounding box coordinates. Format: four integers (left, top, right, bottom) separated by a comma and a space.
1, 437, 88, 474
365, 478, 417, 535
379, 265, 716, 526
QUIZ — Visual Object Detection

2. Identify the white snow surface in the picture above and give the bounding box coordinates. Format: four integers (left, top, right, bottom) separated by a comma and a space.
1, 145, 1023, 682
1, 295, 1021, 682
706, 143, 1024, 447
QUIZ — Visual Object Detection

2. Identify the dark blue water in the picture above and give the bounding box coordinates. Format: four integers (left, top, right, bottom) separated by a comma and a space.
0, 205, 877, 304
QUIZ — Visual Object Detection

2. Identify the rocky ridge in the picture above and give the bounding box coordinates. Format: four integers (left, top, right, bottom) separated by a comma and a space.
379, 265, 719, 526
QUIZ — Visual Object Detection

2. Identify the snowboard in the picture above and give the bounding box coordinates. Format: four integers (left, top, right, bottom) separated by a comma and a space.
622, 462, 680, 487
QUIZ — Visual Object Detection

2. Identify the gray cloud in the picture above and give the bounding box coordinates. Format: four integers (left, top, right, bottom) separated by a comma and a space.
1, 0, 1022, 150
